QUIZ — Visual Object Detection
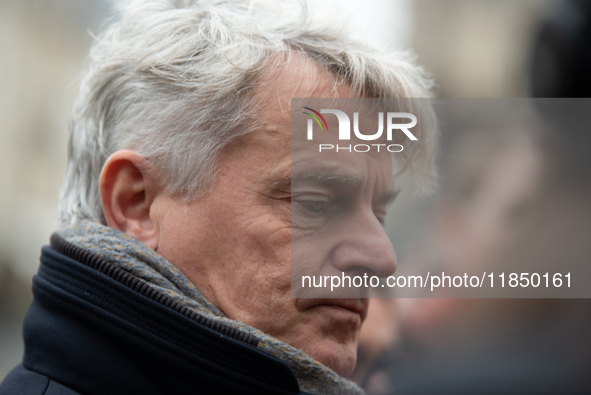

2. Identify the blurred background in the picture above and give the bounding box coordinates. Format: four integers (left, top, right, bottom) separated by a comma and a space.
1, 0, 589, 392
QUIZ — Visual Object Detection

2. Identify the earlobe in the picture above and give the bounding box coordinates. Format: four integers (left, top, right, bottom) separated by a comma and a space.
99, 150, 160, 250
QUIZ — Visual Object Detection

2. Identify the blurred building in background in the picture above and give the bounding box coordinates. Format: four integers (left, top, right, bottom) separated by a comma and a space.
0, 0, 581, 387
0, 0, 110, 378
413, 0, 551, 97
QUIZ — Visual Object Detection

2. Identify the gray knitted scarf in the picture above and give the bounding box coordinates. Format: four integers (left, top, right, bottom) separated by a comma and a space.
59, 220, 364, 395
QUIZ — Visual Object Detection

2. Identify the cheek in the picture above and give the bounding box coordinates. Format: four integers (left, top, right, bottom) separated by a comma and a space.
155, 204, 206, 266
217, 206, 292, 276
237, 222, 292, 298
211, 209, 294, 321
228, 256, 296, 341
291, 229, 342, 273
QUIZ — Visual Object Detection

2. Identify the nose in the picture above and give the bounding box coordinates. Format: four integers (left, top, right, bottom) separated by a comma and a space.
331, 211, 397, 278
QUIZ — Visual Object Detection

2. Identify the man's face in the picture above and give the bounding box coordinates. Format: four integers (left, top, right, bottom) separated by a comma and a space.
152, 62, 397, 377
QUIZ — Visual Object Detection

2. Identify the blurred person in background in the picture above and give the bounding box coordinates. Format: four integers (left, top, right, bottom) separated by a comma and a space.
359, 119, 591, 394
353, 1, 591, 393
530, 0, 591, 98
351, 289, 400, 390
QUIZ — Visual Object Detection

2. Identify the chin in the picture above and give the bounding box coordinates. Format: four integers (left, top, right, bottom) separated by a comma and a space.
305, 340, 358, 377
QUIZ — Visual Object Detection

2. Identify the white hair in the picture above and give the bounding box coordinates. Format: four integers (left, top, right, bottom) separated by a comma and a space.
58, 0, 436, 228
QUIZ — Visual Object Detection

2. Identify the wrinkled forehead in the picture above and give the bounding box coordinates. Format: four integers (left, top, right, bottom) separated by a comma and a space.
253, 54, 354, 118
291, 138, 395, 195
251, 56, 401, 194
290, 98, 403, 191
291, 125, 395, 203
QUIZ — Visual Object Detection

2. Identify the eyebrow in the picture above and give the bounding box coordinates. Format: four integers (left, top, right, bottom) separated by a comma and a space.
292, 169, 363, 190
273, 168, 399, 205
268, 169, 358, 193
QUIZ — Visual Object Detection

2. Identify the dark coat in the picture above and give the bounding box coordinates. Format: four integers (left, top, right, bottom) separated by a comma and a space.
0, 235, 310, 395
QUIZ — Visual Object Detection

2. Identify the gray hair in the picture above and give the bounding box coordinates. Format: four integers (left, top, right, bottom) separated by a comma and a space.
58, 0, 436, 228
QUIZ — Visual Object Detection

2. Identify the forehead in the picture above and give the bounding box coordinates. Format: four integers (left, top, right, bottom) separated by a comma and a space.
253, 55, 353, 132
291, 137, 395, 194
245, 55, 394, 193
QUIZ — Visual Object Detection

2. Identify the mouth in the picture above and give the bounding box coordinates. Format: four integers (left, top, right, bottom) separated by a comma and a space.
299, 298, 369, 322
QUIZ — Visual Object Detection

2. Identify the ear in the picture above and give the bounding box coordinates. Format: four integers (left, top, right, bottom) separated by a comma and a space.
99, 149, 160, 250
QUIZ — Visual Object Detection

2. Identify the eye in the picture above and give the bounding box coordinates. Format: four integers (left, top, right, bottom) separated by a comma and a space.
299, 200, 331, 214
291, 193, 334, 219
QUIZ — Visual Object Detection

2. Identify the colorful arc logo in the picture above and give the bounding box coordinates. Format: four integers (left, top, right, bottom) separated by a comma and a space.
302, 107, 328, 131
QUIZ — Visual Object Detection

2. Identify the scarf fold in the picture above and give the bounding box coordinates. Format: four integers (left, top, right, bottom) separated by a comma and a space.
59, 221, 364, 395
